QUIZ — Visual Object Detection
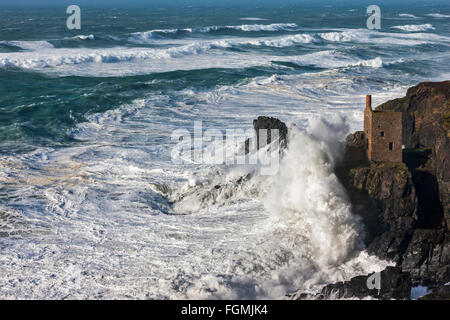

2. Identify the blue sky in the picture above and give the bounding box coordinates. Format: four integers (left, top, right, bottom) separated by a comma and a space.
1, 0, 449, 7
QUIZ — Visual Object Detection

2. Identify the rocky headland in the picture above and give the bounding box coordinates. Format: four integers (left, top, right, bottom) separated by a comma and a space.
255, 81, 450, 300
314, 81, 449, 299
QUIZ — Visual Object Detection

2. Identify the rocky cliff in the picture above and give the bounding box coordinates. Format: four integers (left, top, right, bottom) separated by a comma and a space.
377, 81, 450, 228
333, 81, 450, 298
251, 83, 449, 299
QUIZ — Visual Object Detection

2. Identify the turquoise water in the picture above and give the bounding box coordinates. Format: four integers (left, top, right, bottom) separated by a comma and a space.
1, 5, 449, 153
0, 4, 449, 299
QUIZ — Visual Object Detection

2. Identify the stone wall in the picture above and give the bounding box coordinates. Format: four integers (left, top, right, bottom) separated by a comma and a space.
369, 111, 402, 162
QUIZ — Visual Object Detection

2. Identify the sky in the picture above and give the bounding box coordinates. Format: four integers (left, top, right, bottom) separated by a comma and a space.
1, 0, 449, 8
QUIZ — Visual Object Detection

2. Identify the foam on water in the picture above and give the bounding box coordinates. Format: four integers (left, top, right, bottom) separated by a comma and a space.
71, 34, 96, 41
0, 69, 406, 299
398, 13, 419, 19
1, 28, 447, 76
427, 13, 450, 19
1, 6, 449, 299
240, 17, 269, 21
131, 23, 298, 39
392, 24, 435, 32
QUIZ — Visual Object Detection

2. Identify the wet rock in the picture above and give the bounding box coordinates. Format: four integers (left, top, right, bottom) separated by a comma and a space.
376, 81, 450, 228
336, 161, 418, 263
342, 131, 369, 166
245, 116, 288, 153
296, 267, 412, 300
402, 229, 450, 285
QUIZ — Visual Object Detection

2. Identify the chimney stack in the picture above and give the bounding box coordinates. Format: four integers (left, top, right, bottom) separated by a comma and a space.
366, 95, 372, 109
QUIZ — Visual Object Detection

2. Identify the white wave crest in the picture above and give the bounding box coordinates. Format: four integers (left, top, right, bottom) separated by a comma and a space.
263, 116, 364, 268
129, 29, 180, 42
72, 34, 95, 40
426, 13, 450, 18
130, 23, 298, 42
166, 115, 390, 299
240, 17, 269, 21
392, 24, 435, 32
242, 33, 318, 47
201, 23, 298, 32
280, 50, 384, 69
398, 13, 419, 18
0, 41, 224, 69
318, 30, 370, 42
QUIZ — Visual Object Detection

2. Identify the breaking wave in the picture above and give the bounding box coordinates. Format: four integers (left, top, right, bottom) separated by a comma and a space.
129, 23, 299, 42
71, 34, 95, 41
240, 17, 269, 21
0, 44, 389, 76
200, 23, 298, 32
398, 13, 419, 18
165, 115, 388, 298
426, 13, 450, 18
392, 24, 435, 32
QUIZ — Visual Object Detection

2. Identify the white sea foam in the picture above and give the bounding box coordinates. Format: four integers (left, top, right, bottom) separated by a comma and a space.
0, 35, 394, 76
72, 34, 95, 40
262, 117, 362, 268
392, 24, 435, 32
426, 13, 450, 18
240, 17, 269, 21
0, 28, 447, 76
201, 23, 298, 32
129, 29, 182, 43
0, 42, 227, 68
130, 23, 298, 42
0, 62, 410, 299
278, 50, 385, 69
399, 13, 419, 18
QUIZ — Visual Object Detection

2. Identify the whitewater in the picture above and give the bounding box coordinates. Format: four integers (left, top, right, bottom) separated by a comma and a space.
0, 5, 449, 299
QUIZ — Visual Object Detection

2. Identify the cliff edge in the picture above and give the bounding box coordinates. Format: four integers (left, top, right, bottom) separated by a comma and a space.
335, 81, 450, 297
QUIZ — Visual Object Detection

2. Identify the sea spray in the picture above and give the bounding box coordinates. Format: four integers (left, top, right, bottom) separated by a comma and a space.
263, 115, 363, 269
171, 115, 372, 298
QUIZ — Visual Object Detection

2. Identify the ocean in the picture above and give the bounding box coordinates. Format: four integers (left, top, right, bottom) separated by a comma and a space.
0, 4, 449, 299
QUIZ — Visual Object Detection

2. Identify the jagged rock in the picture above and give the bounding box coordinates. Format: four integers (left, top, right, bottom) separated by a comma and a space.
336, 161, 418, 263
342, 131, 369, 166
332, 81, 450, 292
245, 116, 288, 153
296, 267, 411, 300
402, 229, 450, 285
291, 81, 449, 299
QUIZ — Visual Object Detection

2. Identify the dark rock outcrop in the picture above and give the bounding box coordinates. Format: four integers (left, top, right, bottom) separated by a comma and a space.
336, 160, 418, 263
342, 131, 369, 166
296, 267, 411, 300
402, 229, 450, 285
377, 81, 450, 228
245, 116, 288, 153
333, 81, 450, 294
291, 81, 449, 299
